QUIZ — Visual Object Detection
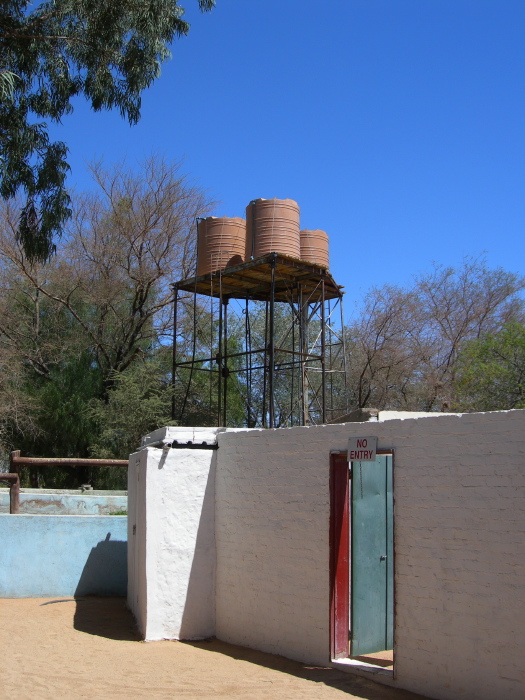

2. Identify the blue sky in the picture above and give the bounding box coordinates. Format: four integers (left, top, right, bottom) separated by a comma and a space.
49, 0, 525, 317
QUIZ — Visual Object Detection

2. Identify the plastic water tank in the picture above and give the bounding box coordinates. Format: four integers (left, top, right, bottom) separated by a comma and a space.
300, 229, 329, 269
245, 198, 301, 260
197, 217, 246, 276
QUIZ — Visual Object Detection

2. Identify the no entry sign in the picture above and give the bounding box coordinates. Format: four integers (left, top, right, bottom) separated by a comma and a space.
347, 436, 377, 462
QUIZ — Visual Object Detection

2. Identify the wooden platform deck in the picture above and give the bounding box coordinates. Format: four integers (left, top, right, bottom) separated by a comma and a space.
173, 253, 344, 302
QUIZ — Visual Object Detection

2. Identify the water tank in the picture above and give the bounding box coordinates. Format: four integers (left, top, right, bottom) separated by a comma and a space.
197, 217, 246, 276
245, 198, 301, 260
300, 229, 329, 269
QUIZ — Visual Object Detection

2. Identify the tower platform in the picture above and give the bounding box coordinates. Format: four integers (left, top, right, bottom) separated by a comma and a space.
173, 252, 343, 302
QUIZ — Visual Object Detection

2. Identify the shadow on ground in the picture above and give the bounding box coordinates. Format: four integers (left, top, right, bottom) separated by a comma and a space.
73, 596, 141, 641
69, 598, 429, 699
184, 640, 430, 700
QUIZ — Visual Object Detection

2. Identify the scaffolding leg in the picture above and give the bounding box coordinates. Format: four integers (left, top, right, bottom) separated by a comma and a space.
223, 298, 229, 427
171, 287, 178, 420
321, 278, 326, 424
269, 258, 276, 428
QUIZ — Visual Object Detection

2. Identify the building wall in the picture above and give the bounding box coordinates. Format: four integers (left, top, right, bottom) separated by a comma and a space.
214, 411, 525, 700
127, 445, 216, 641
0, 514, 127, 597
215, 426, 332, 664
127, 449, 147, 635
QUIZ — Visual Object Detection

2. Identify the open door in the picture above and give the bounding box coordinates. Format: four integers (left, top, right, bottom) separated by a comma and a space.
330, 451, 394, 662
330, 452, 350, 659
351, 454, 393, 656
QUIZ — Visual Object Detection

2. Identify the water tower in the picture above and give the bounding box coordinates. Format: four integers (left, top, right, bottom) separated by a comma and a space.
171, 201, 348, 428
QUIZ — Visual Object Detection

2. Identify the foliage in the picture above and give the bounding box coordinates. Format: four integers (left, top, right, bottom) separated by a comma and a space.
455, 322, 525, 412
15, 352, 102, 487
345, 257, 525, 412
0, 156, 213, 385
0, 0, 215, 262
88, 357, 173, 458
0, 156, 213, 487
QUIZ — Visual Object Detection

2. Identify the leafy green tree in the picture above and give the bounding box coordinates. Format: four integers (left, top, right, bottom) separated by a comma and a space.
455, 322, 525, 412
15, 352, 103, 487
89, 356, 172, 452
0, 0, 215, 262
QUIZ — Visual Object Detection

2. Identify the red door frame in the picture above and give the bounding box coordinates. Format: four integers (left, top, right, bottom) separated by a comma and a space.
330, 451, 350, 659
330, 449, 395, 662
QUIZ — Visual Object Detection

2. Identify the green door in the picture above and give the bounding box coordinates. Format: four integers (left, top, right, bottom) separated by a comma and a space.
351, 454, 393, 656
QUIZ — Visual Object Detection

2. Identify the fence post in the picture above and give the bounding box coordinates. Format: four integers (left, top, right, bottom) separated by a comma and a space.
9, 475, 20, 514
9, 451, 21, 514
10, 450, 20, 474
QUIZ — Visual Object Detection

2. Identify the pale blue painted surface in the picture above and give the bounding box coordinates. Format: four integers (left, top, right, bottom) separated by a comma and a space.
0, 489, 127, 515
0, 514, 127, 597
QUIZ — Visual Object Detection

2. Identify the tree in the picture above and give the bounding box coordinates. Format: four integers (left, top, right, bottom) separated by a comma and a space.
89, 355, 173, 457
0, 156, 214, 486
0, 157, 213, 386
346, 257, 525, 412
0, 0, 215, 262
455, 322, 525, 412
0, 346, 40, 470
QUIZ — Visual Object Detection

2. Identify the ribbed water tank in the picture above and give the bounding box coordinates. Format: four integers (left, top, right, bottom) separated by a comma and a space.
197, 217, 246, 276
300, 229, 329, 269
245, 198, 301, 260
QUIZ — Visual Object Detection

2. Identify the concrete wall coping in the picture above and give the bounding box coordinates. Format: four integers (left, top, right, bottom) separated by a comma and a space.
141, 426, 226, 447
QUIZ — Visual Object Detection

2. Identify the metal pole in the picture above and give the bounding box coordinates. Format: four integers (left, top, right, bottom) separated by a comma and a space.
262, 300, 268, 428
217, 290, 223, 427
10, 455, 128, 468
328, 299, 334, 420
245, 298, 252, 428
223, 297, 229, 427
290, 297, 296, 427
321, 278, 326, 424
269, 256, 276, 428
171, 286, 178, 420
300, 285, 309, 425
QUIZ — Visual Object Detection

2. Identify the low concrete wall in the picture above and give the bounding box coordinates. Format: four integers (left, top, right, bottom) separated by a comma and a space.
0, 488, 127, 515
0, 514, 127, 597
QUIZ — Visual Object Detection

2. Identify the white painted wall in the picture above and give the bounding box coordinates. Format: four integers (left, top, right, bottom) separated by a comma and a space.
129, 410, 525, 700
127, 444, 216, 641
215, 426, 332, 664
127, 449, 147, 634
215, 411, 525, 700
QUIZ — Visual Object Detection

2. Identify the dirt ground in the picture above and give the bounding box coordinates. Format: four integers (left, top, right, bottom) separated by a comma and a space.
1, 597, 430, 700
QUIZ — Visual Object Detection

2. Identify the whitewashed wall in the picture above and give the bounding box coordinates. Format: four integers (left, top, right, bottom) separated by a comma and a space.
127, 445, 216, 641
129, 410, 525, 700
215, 411, 525, 700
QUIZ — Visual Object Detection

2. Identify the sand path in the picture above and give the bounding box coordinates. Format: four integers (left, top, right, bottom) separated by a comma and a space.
1, 597, 430, 700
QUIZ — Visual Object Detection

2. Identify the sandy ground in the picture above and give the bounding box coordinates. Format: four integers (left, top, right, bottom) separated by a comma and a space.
1, 597, 430, 700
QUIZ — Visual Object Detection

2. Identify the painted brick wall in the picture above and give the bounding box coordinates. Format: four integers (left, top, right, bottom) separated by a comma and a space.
216, 427, 332, 664
215, 411, 525, 700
